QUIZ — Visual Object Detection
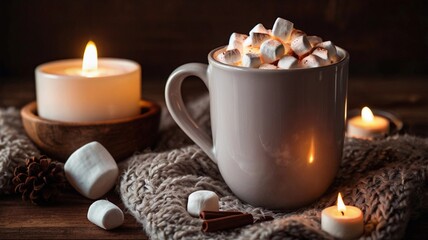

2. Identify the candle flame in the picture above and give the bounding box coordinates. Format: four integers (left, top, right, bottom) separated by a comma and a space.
82, 41, 98, 75
337, 192, 346, 214
361, 106, 374, 122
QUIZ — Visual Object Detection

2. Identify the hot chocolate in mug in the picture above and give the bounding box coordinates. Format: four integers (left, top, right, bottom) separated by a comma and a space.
165, 46, 349, 209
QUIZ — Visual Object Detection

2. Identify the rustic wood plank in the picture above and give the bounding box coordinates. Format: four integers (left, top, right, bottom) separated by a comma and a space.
0, 190, 147, 239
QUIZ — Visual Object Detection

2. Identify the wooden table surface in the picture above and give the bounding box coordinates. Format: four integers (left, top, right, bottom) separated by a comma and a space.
1, 76, 427, 239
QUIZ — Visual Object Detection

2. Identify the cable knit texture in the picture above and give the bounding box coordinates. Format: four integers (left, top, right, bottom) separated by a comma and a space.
0, 108, 39, 194
118, 95, 428, 240
1, 97, 427, 239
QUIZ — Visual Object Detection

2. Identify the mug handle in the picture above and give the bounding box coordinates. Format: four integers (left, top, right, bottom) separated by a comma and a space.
165, 63, 216, 163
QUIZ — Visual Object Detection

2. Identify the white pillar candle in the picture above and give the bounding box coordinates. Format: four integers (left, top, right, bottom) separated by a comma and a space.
347, 106, 389, 139
36, 41, 141, 122
321, 193, 364, 239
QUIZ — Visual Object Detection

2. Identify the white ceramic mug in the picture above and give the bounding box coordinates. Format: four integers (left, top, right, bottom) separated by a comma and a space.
165, 46, 349, 209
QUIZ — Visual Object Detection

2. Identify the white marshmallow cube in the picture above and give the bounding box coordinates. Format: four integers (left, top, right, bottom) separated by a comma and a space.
242, 53, 262, 68
312, 47, 330, 61
290, 29, 306, 41
227, 40, 244, 54
229, 32, 248, 43
316, 41, 339, 62
217, 49, 241, 65
301, 54, 329, 68
243, 46, 261, 55
87, 200, 124, 230
278, 55, 299, 69
272, 17, 294, 42
291, 35, 313, 58
259, 63, 278, 69
187, 190, 219, 217
64, 141, 119, 199
227, 33, 247, 53
244, 32, 271, 48
249, 23, 269, 34
260, 39, 285, 63
307, 35, 323, 47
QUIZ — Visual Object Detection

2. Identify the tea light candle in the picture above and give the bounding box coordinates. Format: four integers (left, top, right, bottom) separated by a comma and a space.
36, 41, 141, 122
347, 106, 389, 139
321, 193, 364, 239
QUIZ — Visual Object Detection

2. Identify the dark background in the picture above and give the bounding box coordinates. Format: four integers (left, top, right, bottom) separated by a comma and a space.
1, 0, 428, 81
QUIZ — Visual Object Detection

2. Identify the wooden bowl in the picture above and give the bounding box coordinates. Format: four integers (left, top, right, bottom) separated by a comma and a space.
21, 100, 161, 162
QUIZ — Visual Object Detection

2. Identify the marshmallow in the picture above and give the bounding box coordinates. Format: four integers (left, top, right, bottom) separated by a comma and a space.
278, 55, 299, 69
227, 33, 248, 53
87, 200, 124, 230
187, 190, 219, 217
249, 23, 269, 34
259, 63, 278, 69
217, 49, 241, 65
227, 40, 243, 54
283, 43, 293, 55
260, 39, 285, 63
229, 32, 248, 43
64, 141, 118, 199
301, 54, 329, 68
244, 32, 271, 48
272, 17, 294, 42
243, 46, 261, 55
316, 41, 339, 62
242, 53, 262, 68
307, 35, 323, 47
290, 29, 306, 41
312, 47, 330, 61
291, 35, 313, 58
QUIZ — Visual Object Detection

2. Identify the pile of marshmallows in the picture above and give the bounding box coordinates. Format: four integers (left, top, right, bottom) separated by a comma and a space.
64, 142, 124, 230
216, 17, 340, 69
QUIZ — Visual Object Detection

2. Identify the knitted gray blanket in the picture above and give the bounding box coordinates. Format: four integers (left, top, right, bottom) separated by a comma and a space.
118, 95, 428, 240
1, 96, 427, 239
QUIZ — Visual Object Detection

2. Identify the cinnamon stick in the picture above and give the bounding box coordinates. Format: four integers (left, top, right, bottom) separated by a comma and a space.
199, 211, 243, 220
254, 215, 274, 223
202, 213, 254, 232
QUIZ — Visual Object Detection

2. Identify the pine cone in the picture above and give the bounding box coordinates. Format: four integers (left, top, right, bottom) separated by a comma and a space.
12, 155, 66, 205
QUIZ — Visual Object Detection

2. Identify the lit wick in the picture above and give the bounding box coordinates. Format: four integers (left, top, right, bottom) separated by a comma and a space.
337, 192, 346, 217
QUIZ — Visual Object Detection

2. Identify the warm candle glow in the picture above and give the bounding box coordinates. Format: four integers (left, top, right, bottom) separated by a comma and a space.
82, 41, 98, 76
361, 106, 374, 122
337, 192, 346, 215
322, 192, 364, 239
308, 136, 315, 164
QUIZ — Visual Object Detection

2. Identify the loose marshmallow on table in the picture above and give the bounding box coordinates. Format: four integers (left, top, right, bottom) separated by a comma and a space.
249, 23, 269, 34
217, 49, 241, 65
278, 55, 298, 69
187, 190, 219, 217
291, 35, 313, 58
242, 53, 262, 68
272, 17, 294, 42
87, 200, 124, 230
260, 39, 285, 63
316, 41, 339, 62
64, 141, 119, 199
